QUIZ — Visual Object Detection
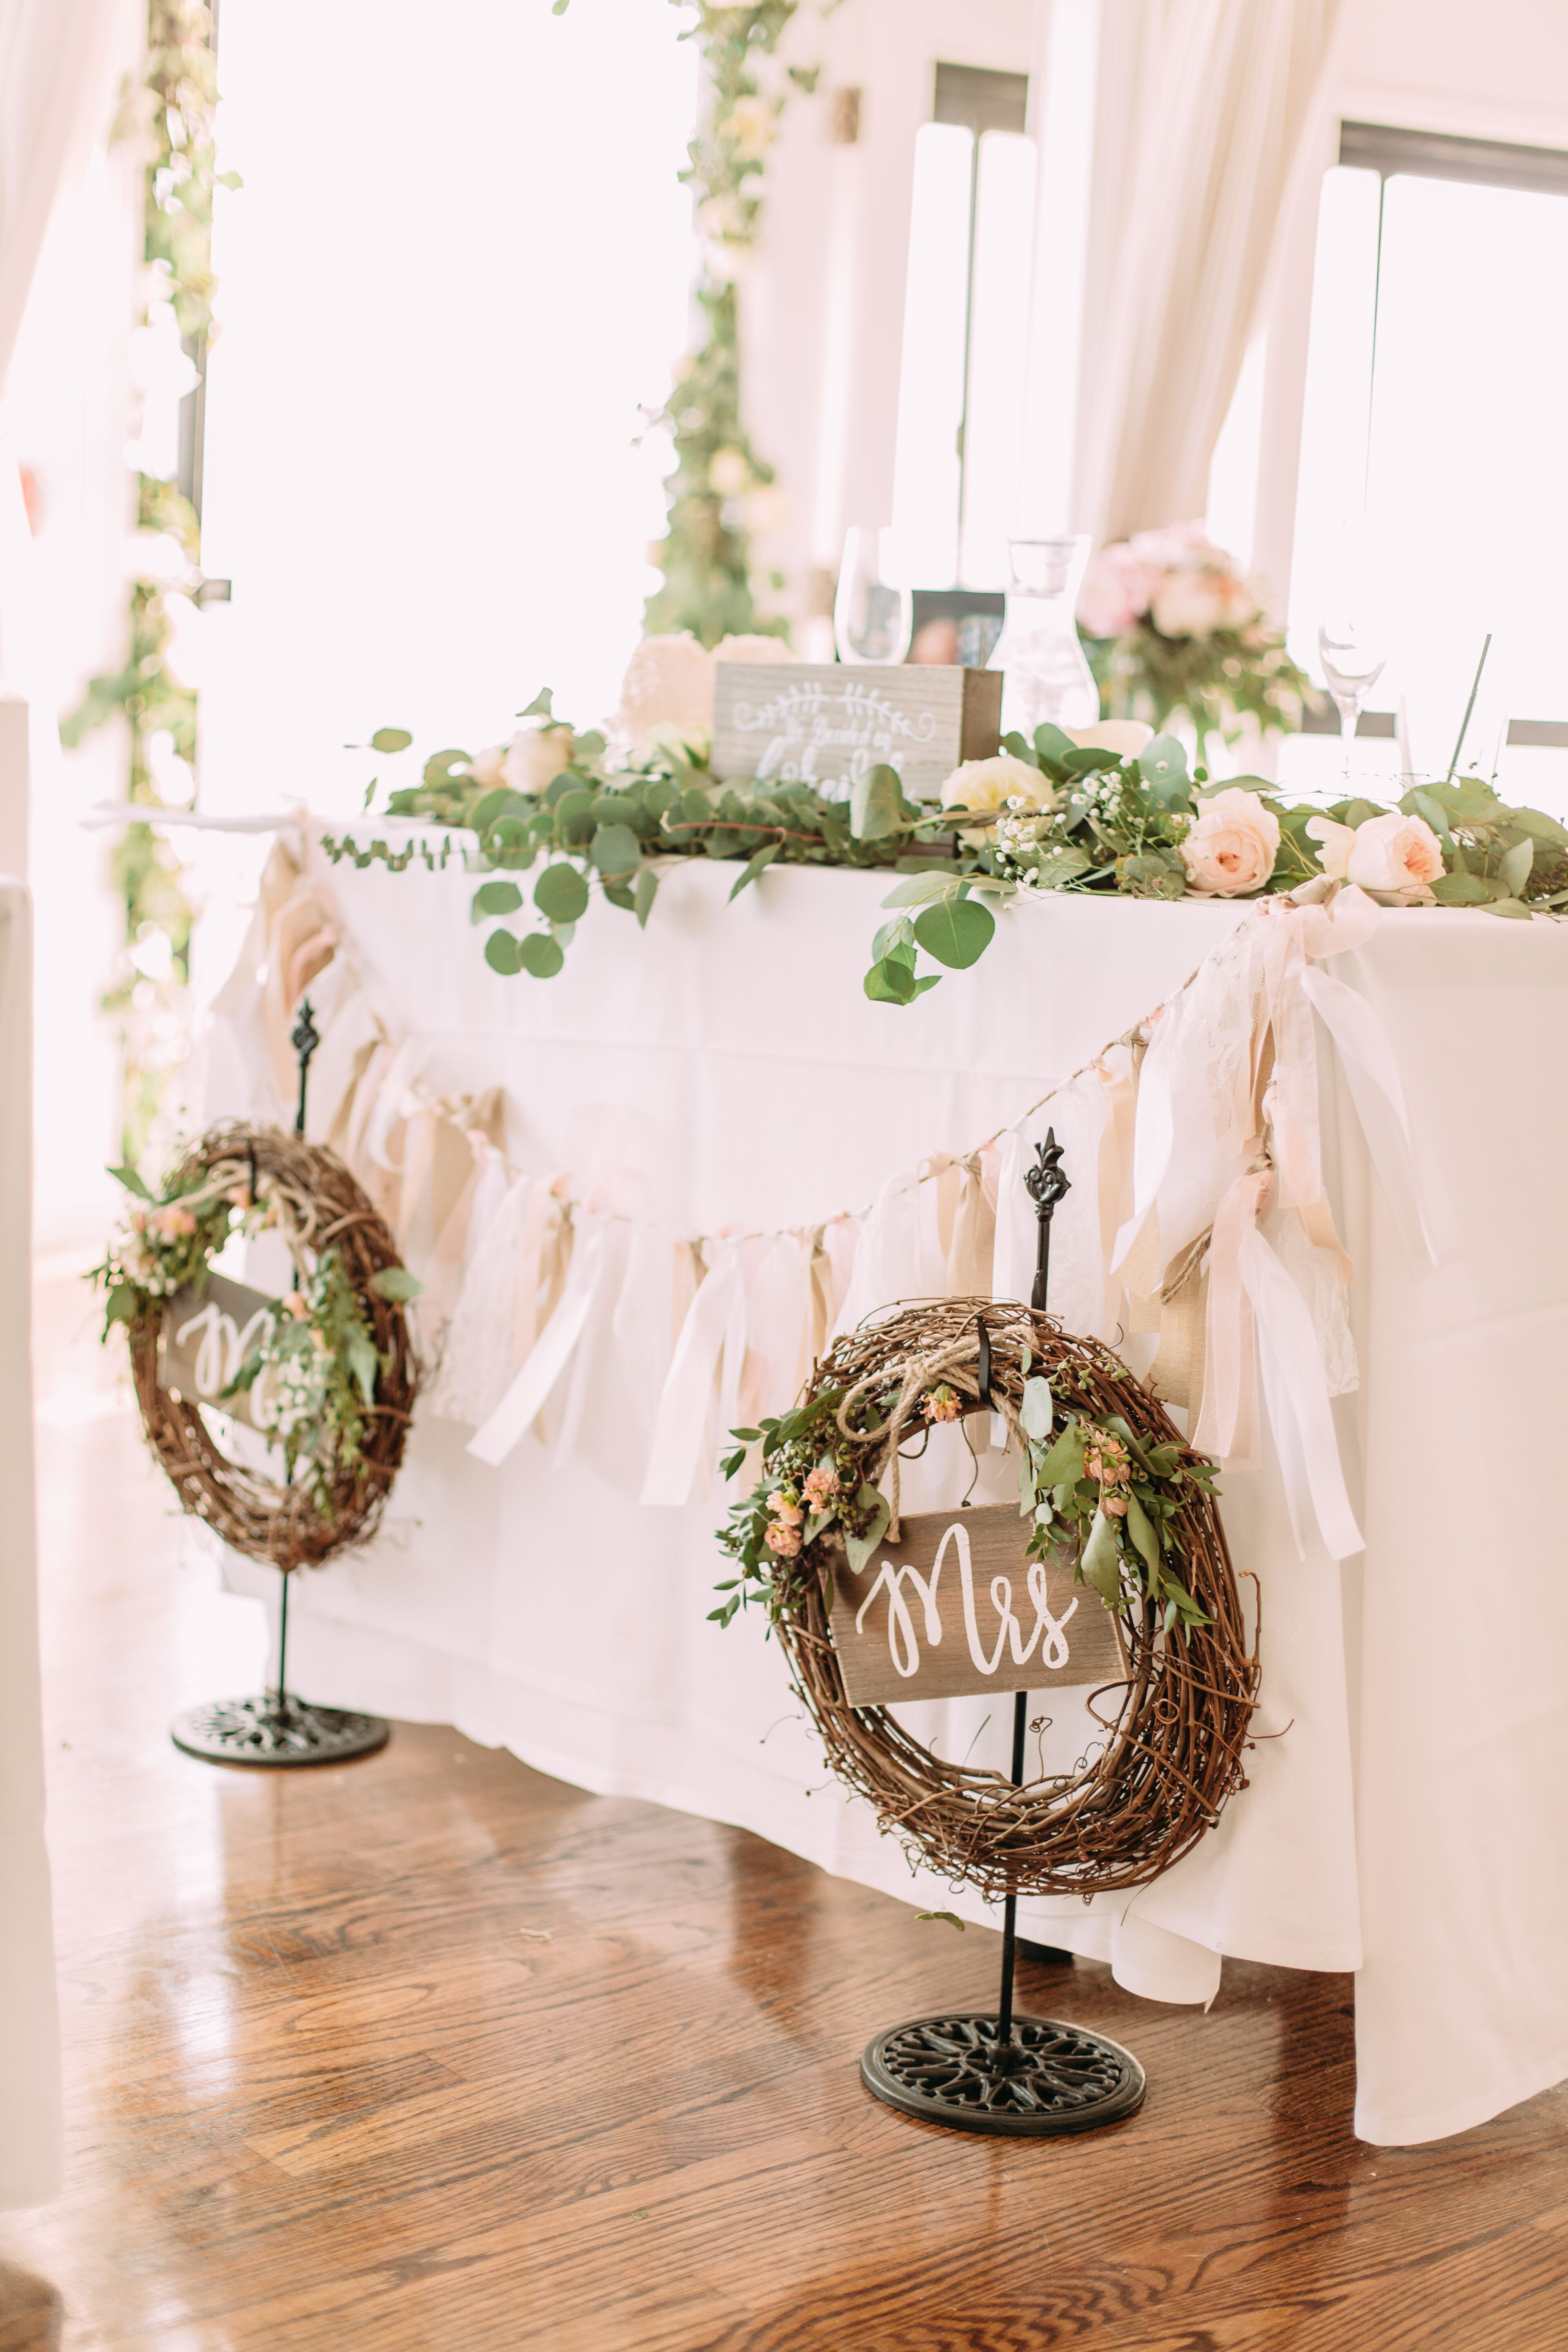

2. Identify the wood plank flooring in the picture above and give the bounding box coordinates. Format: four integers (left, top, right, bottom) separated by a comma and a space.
2, 1265, 1564, 2351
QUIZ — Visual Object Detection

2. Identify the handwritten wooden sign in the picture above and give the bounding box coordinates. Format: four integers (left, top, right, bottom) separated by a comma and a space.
710, 662, 1001, 800
829, 1504, 1125, 1705
159, 1270, 278, 1428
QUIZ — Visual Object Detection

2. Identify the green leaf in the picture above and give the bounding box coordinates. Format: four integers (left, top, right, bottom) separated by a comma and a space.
1499, 838, 1535, 898
472, 879, 523, 921
109, 1162, 154, 1201
728, 841, 781, 900
1125, 1492, 1161, 1581
534, 862, 590, 923
370, 727, 413, 754
591, 823, 642, 879
1033, 724, 1077, 768
850, 764, 908, 841
1505, 804, 1568, 847
520, 933, 566, 977
1430, 869, 1492, 906
634, 867, 659, 930
1020, 1376, 1053, 1443
103, 1283, 140, 1326
1408, 789, 1452, 839
864, 956, 919, 1004
916, 1911, 967, 1931
346, 1329, 379, 1406
483, 929, 524, 975
1137, 735, 1189, 800
517, 688, 555, 718
843, 1488, 891, 1576
1036, 1421, 1087, 1489
367, 1266, 423, 1302
1017, 1450, 1038, 1518
880, 873, 954, 909
1080, 1508, 1123, 1605
1484, 897, 1533, 920
913, 895, 995, 970
422, 747, 472, 788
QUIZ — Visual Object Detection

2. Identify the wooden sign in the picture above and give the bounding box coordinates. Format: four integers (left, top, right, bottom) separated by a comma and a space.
159, 1270, 278, 1429
829, 1504, 1125, 1705
710, 662, 1001, 800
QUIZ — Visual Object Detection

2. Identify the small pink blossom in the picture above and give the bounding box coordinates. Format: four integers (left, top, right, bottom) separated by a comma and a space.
152, 1205, 197, 1238
922, 1384, 963, 1424
767, 1490, 804, 1526
281, 1290, 308, 1317
1179, 787, 1281, 898
764, 1520, 802, 1557
1078, 543, 1155, 637
1101, 1493, 1129, 1518
802, 1465, 840, 1510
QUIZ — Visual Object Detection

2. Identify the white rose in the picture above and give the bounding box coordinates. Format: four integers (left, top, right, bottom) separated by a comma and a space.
502, 726, 574, 797
1344, 811, 1444, 902
614, 632, 716, 754
1179, 786, 1281, 897
470, 744, 508, 789
1065, 722, 1153, 758
1305, 815, 1356, 880
939, 753, 1056, 817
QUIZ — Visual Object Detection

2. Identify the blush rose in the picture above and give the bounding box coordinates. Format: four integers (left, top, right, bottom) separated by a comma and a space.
1179, 787, 1281, 897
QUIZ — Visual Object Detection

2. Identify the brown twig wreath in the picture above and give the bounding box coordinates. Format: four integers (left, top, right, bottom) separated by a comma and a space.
717, 1298, 1259, 1901
100, 1123, 420, 1575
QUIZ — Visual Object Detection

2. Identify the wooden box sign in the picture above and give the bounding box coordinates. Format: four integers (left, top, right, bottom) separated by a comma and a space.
159, 1270, 278, 1430
710, 662, 1001, 801
829, 1504, 1125, 1706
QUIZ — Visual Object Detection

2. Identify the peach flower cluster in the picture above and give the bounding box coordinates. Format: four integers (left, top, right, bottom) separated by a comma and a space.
1083, 1428, 1132, 1518
764, 1487, 804, 1558
801, 1463, 840, 1512
922, 1384, 963, 1424
1178, 787, 1281, 898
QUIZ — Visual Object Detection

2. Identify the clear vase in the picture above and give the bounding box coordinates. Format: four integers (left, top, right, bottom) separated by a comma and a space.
988, 537, 1100, 737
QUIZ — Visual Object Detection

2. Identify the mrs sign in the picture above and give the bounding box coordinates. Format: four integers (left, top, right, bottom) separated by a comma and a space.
829, 1503, 1125, 1706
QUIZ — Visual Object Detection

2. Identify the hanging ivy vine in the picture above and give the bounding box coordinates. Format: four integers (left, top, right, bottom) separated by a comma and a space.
62, 0, 237, 1165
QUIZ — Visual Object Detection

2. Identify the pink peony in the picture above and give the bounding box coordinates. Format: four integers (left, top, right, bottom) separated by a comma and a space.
1078, 543, 1155, 637
1345, 812, 1444, 903
1180, 787, 1281, 898
764, 1520, 802, 1557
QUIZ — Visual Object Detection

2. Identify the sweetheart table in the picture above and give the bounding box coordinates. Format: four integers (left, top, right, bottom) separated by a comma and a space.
200, 828, 1568, 2147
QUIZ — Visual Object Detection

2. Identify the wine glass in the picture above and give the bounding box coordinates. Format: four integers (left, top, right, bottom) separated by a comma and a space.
1318, 613, 1387, 786
834, 527, 913, 666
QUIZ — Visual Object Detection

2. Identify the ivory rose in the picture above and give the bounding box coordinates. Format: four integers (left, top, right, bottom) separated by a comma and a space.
939, 753, 1055, 817
1344, 811, 1444, 902
614, 632, 716, 754
1305, 815, 1356, 879
499, 726, 573, 797
1179, 786, 1281, 897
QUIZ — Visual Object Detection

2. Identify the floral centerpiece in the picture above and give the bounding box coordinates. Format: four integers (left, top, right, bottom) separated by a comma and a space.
1077, 521, 1313, 744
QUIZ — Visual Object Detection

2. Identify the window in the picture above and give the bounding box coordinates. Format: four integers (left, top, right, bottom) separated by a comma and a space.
1287, 121, 1568, 801
890, 65, 1034, 593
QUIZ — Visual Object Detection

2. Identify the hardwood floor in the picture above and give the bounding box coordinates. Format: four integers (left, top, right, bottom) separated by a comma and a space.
2, 1264, 1564, 2352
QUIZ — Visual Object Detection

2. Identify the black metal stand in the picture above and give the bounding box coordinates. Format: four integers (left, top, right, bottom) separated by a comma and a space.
169, 1001, 392, 1770
860, 1131, 1146, 2136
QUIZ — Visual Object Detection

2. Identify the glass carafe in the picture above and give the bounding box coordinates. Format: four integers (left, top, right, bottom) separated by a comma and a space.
988, 536, 1100, 736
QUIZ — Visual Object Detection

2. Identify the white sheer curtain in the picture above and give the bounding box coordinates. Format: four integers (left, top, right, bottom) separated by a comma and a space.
0, 0, 128, 2209
1071, 0, 1341, 546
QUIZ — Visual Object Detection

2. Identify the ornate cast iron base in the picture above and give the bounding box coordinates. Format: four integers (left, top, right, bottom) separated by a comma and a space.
169, 1694, 390, 1768
861, 2012, 1145, 2137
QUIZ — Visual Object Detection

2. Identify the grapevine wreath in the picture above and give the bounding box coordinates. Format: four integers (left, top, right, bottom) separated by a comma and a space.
94, 1123, 420, 1573
718, 1299, 1260, 1900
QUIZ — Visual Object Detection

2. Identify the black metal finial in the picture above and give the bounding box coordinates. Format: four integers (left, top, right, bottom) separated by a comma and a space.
974, 1312, 993, 1411
1025, 1129, 1070, 1312
291, 998, 321, 1137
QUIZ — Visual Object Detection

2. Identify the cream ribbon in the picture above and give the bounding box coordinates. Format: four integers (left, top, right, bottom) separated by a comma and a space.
640, 1239, 748, 1508
467, 1212, 611, 1467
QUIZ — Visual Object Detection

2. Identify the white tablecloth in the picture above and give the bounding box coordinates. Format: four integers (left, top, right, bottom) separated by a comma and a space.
206, 847, 1568, 2147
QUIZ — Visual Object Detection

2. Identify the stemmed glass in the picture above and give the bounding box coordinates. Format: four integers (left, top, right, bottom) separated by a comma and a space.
1318, 613, 1387, 786
834, 528, 913, 665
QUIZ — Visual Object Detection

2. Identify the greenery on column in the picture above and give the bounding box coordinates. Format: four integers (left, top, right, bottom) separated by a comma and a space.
63, 0, 236, 1163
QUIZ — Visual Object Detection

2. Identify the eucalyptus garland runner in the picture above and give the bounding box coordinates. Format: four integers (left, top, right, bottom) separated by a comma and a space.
712, 1301, 1258, 1900
94, 1126, 421, 1573
323, 691, 1568, 1007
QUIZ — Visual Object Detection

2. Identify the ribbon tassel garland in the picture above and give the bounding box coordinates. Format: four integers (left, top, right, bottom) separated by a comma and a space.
216, 844, 1434, 1554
